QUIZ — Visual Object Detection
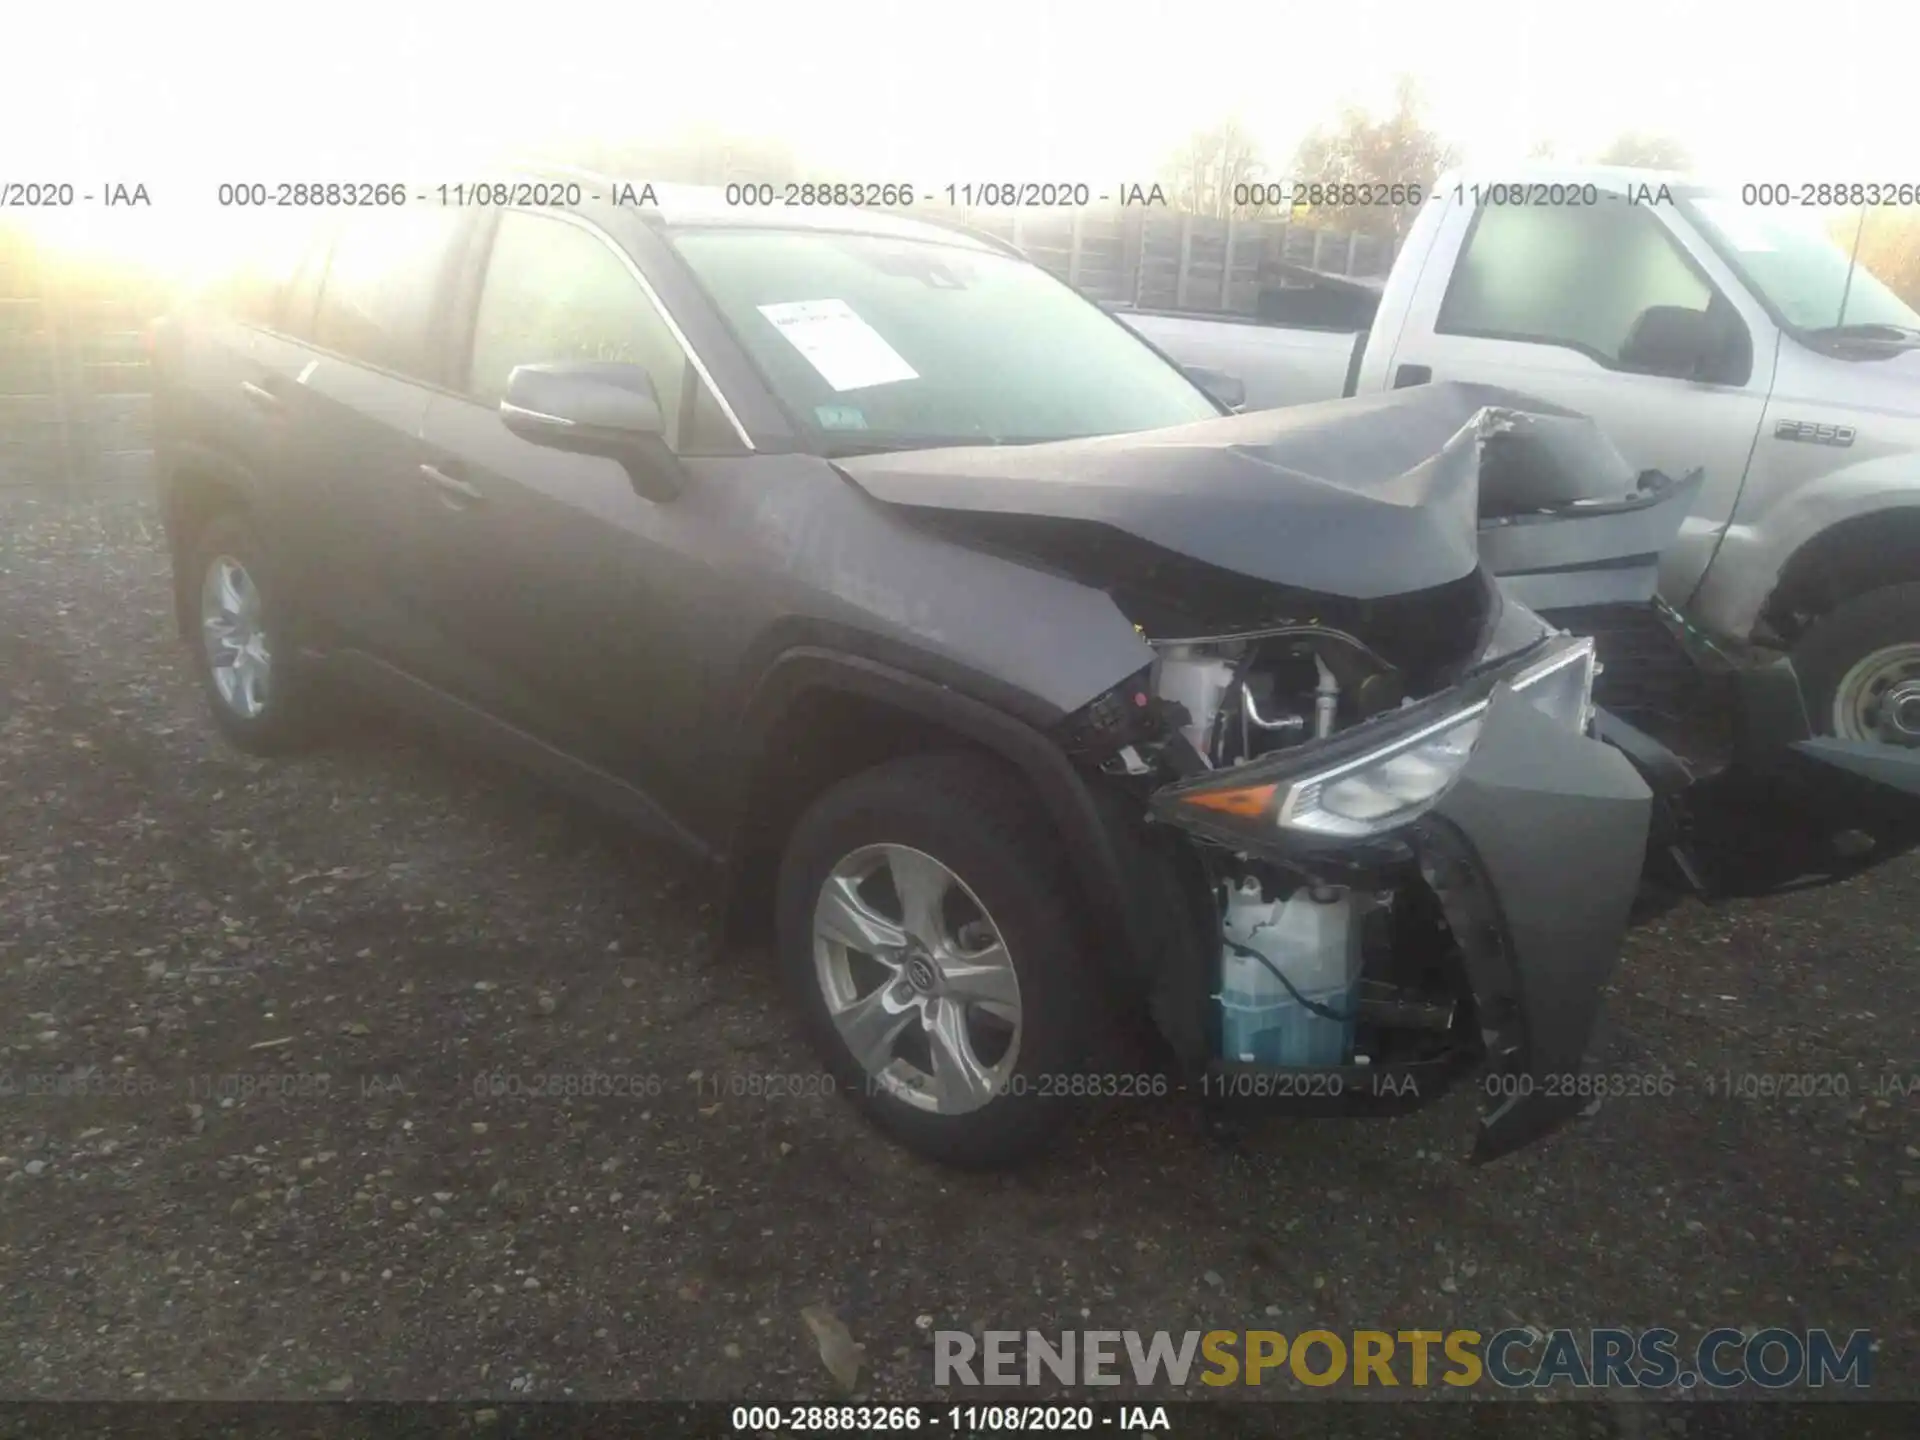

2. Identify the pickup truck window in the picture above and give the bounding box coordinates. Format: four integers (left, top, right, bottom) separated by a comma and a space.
311, 207, 467, 381
668, 227, 1219, 453
1437, 198, 1717, 369
464, 211, 737, 454
1681, 194, 1920, 334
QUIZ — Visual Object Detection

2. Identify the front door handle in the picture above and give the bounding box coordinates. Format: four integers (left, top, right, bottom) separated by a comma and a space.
419, 463, 485, 506
239, 379, 282, 412
1392, 363, 1432, 389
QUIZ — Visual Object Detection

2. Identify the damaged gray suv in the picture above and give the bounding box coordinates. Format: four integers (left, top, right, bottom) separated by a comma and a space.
155, 180, 1662, 1168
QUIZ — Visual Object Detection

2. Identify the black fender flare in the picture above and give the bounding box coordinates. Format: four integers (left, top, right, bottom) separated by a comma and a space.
155, 438, 261, 535
155, 440, 266, 641
727, 647, 1155, 990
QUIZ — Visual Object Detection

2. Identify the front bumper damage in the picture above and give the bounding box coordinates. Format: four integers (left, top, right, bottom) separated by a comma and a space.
1414, 690, 1649, 1158
1141, 658, 1653, 1162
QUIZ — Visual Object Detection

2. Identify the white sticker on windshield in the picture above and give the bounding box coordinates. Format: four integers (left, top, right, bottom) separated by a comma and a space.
1693, 197, 1779, 253
756, 298, 919, 392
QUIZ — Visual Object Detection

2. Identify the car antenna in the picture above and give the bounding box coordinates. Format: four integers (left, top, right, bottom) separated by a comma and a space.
1836, 206, 1869, 328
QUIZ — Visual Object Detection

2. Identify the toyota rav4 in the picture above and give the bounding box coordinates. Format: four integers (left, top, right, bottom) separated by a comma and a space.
154, 179, 1672, 1167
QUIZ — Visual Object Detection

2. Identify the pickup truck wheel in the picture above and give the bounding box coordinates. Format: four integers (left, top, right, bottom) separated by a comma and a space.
1792, 583, 1920, 747
184, 512, 327, 755
775, 753, 1098, 1168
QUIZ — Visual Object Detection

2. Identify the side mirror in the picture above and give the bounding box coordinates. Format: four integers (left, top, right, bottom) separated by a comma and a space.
1619, 306, 1728, 382
1182, 364, 1247, 412
499, 361, 684, 502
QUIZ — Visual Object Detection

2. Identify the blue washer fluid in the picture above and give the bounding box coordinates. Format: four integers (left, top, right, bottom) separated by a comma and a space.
1216, 879, 1362, 1067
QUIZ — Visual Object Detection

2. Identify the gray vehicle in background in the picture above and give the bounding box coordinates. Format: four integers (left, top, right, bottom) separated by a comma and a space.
154, 180, 1738, 1166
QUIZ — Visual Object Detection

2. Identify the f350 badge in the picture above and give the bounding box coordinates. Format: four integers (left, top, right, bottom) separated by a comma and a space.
1775, 420, 1857, 447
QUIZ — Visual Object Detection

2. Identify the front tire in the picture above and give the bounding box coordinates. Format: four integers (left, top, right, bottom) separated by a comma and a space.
182, 511, 327, 755
1791, 583, 1920, 747
775, 753, 1100, 1168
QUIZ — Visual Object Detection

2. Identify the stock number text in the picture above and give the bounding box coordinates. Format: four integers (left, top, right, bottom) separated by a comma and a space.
725, 181, 915, 207
1743, 182, 1920, 207
218, 182, 408, 207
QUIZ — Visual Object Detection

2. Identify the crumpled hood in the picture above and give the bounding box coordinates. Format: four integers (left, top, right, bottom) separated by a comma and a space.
835, 382, 1640, 602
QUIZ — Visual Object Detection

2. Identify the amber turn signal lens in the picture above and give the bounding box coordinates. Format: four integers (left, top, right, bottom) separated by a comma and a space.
1179, 783, 1277, 819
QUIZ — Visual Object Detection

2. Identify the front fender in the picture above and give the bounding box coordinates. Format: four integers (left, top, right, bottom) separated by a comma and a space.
1689, 457, 1920, 643
723, 648, 1158, 999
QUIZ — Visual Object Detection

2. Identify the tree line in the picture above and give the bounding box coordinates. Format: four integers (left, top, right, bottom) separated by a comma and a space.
1159, 77, 1700, 238
532, 107, 1920, 309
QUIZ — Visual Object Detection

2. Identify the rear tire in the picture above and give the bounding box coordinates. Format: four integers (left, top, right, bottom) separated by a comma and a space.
775, 753, 1101, 1168
181, 511, 329, 755
1791, 583, 1920, 747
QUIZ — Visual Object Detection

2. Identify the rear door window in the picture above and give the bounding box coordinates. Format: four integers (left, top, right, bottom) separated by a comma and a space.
277, 234, 334, 342
199, 213, 327, 335
312, 207, 470, 381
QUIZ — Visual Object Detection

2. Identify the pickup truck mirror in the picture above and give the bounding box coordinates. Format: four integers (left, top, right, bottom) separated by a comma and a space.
499, 361, 685, 502
1619, 306, 1731, 383
1182, 364, 1247, 412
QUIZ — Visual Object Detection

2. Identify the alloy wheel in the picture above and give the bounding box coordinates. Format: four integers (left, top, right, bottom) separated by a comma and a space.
810, 843, 1022, 1115
200, 554, 273, 720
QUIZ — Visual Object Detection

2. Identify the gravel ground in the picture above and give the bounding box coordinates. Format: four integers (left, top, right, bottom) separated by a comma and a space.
0, 484, 1914, 1415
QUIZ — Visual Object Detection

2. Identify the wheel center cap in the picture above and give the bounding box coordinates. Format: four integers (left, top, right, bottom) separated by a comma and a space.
1889, 683, 1920, 739
904, 954, 940, 993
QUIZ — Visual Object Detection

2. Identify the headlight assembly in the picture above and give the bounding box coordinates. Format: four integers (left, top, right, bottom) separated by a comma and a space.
1153, 634, 1596, 845
1279, 706, 1486, 837
1478, 585, 1554, 664
1503, 630, 1597, 735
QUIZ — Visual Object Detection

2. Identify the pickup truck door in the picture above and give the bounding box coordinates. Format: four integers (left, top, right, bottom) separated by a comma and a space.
1382, 188, 1776, 603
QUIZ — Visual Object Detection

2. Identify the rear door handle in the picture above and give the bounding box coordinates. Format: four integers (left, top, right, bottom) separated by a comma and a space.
239, 379, 282, 411
419, 462, 485, 506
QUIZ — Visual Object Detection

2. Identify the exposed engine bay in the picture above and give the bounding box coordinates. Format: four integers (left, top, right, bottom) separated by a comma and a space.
1051, 600, 1569, 1104
1151, 626, 1408, 768
1140, 626, 1474, 1077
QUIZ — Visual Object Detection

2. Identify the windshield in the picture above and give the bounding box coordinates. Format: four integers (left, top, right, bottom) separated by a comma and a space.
668, 227, 1221, 452
1680, 191, 1920, 333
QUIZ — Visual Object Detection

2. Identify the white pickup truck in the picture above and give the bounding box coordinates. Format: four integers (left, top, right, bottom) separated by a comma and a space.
1123, 166, 1920, 752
